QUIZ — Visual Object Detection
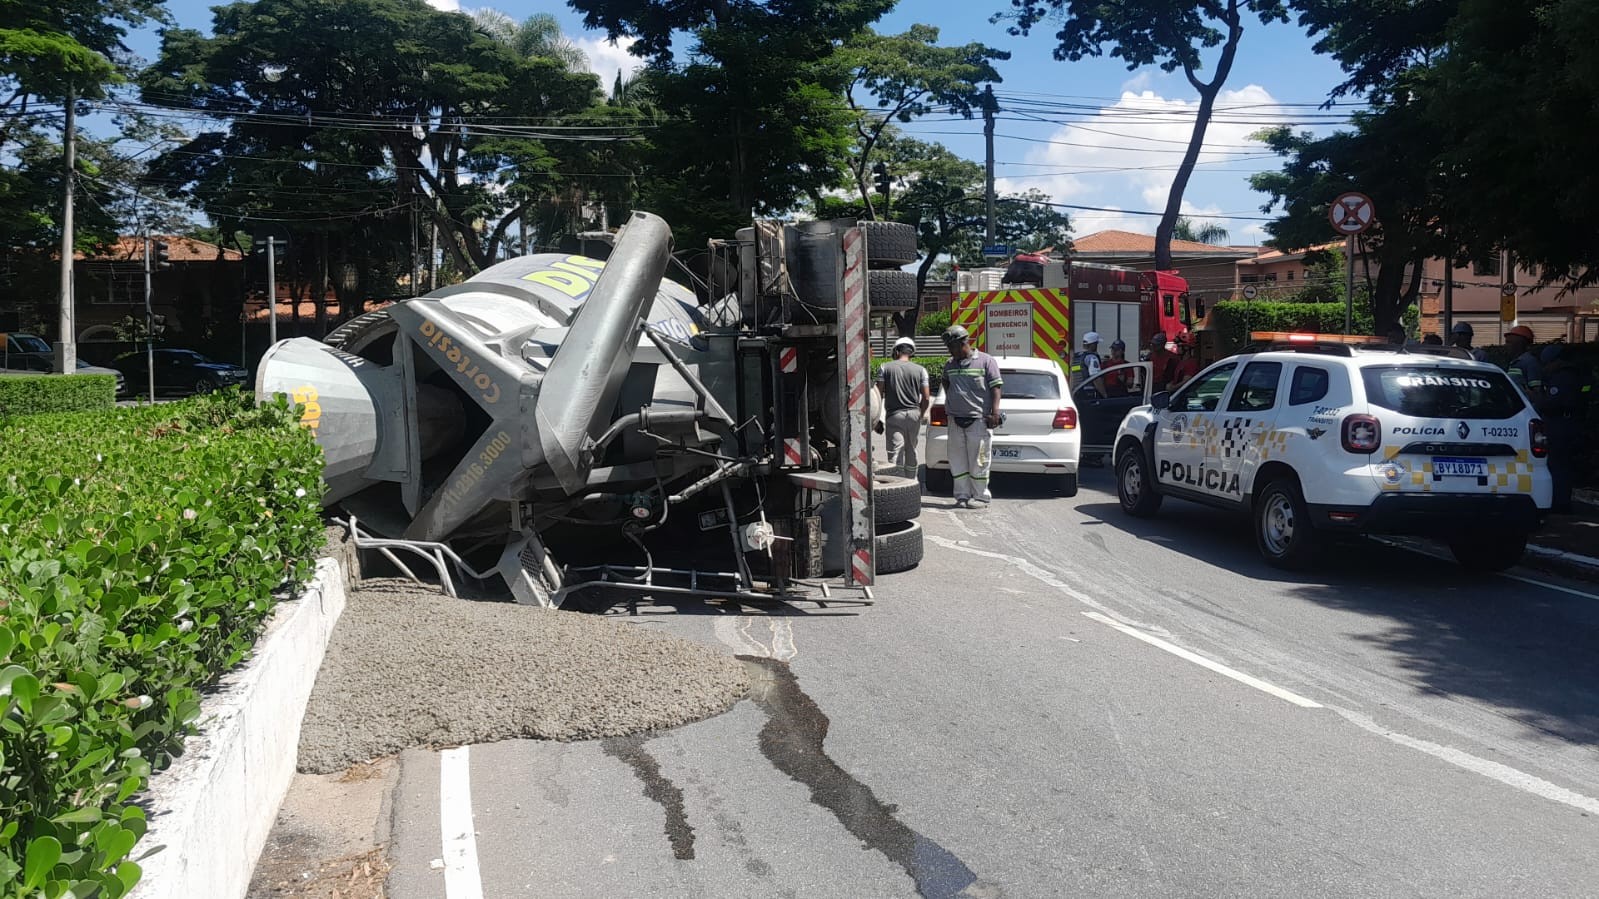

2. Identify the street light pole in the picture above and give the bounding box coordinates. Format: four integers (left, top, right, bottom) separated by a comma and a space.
267, 235, 278, 345
144, 236, 155, 400
55, 90, 77, 373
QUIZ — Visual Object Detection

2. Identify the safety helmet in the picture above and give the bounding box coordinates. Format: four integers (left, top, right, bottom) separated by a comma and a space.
1149, 331, 1167, 346
1506, 325, 1535, 341
942, 325, 970, 346
1082, 331, 1101, 345
1175, 331, 1194, 346
1451, 321, 1474, 336
892, 336, 916, 352
1541, 343, 1564, 365
1110, 339, 1126, 351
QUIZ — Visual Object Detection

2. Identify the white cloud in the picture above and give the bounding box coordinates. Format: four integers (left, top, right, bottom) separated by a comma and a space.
574, 35, 644, 92
995, 84, 1287, 240
424, 0, 460, 10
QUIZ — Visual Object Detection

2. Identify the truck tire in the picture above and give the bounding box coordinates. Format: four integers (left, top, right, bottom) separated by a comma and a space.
324, 309, 397, 355
1448, 531, 1527, 572
868, 270, 917, 311
875, 520, 924, 574
860, 221, 918, 267
873, 474, 921, 525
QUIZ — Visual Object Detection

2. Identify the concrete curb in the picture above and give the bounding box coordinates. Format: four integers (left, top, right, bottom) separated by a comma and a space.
131, 557, 347, 899
1524, 543, 1599, 582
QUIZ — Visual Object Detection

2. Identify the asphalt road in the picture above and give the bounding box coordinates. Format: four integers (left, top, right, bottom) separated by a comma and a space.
382, 465, 1599, 899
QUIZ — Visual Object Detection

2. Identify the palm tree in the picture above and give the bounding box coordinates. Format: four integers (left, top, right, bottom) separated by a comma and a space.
1173, 216, 1230, 245
471, 9, 589, 71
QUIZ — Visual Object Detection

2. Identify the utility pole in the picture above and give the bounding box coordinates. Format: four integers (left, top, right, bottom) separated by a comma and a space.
1442, 252, 1454, 339
55, 91, 77, 373
982, 85, 996, 248
266, 235, 278, 345
1344, 234, 1355, 335
143, 236, 155, 399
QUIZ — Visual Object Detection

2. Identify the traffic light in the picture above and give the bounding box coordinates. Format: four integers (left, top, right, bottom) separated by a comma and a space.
872, 161, 891, 198
153, 240, 172, 270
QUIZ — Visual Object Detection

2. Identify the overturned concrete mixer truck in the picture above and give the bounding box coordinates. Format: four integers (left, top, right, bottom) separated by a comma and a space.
256, 212, 924, 607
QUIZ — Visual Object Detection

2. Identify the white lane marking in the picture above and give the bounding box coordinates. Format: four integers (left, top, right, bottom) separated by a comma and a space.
927, 535, 1120, 616
1082, 611, 1323, 709
1372, 536, 1599, 602
439, 747, 485, 899
1332, 707, 1599, 816
930, 508, 977, 537
1500, 572, 1599, 602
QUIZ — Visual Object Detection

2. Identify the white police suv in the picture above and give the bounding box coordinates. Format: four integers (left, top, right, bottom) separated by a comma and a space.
1112, 333, 1552, 571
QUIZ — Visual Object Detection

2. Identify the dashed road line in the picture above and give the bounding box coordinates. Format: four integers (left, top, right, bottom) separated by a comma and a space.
439, 747, 485, 899
1082, 611, 1323, 709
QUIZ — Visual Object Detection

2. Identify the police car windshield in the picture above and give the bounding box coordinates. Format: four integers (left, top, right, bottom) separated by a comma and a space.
1000, 370, 1061, 400
1361, 366, 1524, 420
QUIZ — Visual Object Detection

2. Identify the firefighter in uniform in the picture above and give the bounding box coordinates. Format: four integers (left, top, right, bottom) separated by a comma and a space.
1537, 343, 1591, 514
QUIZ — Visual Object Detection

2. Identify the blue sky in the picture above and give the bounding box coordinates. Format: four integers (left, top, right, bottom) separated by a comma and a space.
123, 0, 1357, 246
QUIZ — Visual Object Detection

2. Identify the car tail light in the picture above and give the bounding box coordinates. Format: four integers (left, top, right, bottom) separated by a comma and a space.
1530, 418, 1548, 458
1342, 414, 1380, 454
1052, 408, 1077, 429
929, 403, 947, 427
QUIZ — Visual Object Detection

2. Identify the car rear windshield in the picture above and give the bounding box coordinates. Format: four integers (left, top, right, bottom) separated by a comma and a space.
1361, 366, 1525, 420
999, 370, 1061, 400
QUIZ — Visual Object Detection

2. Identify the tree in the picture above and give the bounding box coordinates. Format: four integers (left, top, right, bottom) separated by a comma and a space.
141, 0, 603, 307
837, 25, 1008, 219
1001, 0, 1289, 270
570, 0, 895, 245
1250, 111, 1445, 333
471, 9, 589, 72
1173, 217, 1229, 245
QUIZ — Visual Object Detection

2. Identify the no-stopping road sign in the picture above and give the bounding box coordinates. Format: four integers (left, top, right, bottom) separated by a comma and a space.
1329, 192, 1375, 235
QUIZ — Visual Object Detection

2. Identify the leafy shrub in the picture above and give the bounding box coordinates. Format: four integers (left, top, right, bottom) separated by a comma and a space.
0, 390, 323, 897
1209, 301, 1380, 352
0, 375, 115, 417
916, 310, 951, 336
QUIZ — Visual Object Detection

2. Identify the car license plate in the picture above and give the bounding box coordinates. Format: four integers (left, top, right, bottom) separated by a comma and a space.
995, 447, 1022, 459
1432, 456, 1487, 479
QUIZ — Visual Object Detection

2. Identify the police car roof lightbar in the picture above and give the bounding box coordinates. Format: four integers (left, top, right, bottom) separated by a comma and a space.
1248, 331, 1387, 346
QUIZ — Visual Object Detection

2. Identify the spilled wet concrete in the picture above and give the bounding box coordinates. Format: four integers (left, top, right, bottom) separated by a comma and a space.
601, 735, 697, 860
740, 656, 997, 899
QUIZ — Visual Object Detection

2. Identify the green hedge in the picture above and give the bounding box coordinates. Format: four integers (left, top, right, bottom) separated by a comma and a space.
0, 390, 323, 898
0, 375, 115, 417
1209, 301, 1379, 352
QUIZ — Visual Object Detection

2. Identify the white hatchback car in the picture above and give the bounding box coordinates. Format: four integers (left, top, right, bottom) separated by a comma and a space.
925, 355, 1082, 496
1112, 335, 1552, 571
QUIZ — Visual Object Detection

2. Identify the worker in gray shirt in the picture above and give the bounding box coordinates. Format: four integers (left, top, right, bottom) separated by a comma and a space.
941, 325, 1003, 507
879, 337, 931, 477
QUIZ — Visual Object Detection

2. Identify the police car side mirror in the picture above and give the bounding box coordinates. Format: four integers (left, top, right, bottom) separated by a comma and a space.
1151, 391, 1170, 410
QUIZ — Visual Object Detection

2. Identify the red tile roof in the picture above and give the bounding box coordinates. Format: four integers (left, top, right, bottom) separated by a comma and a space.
76, 235, 245, 263
1071, 229, 1256, 257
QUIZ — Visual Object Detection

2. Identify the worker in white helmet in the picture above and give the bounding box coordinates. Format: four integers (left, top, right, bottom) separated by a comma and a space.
879, 336, 931, 478
1067, 331, 1103, 389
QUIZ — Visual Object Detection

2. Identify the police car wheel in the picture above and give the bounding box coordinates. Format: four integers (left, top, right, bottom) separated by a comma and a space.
1055, 473, 1078, 498
1447, 531, 1527, 572
1254, 479, 1319, 569
1116, 449, 1161, 517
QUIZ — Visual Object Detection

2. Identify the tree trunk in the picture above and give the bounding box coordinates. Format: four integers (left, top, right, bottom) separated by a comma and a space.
1155, 4, 1243, 272
315, 232, 329, 338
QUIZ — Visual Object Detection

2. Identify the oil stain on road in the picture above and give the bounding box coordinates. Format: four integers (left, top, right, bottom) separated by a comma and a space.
742, 656, 999, 899
601, 735, 697, 860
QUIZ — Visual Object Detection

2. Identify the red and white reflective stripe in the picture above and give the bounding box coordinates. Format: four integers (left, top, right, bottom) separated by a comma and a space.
779, 346, 799, 373
783, 437, 804, 466
851, 549, 872, 585
840, 227, 874, 586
